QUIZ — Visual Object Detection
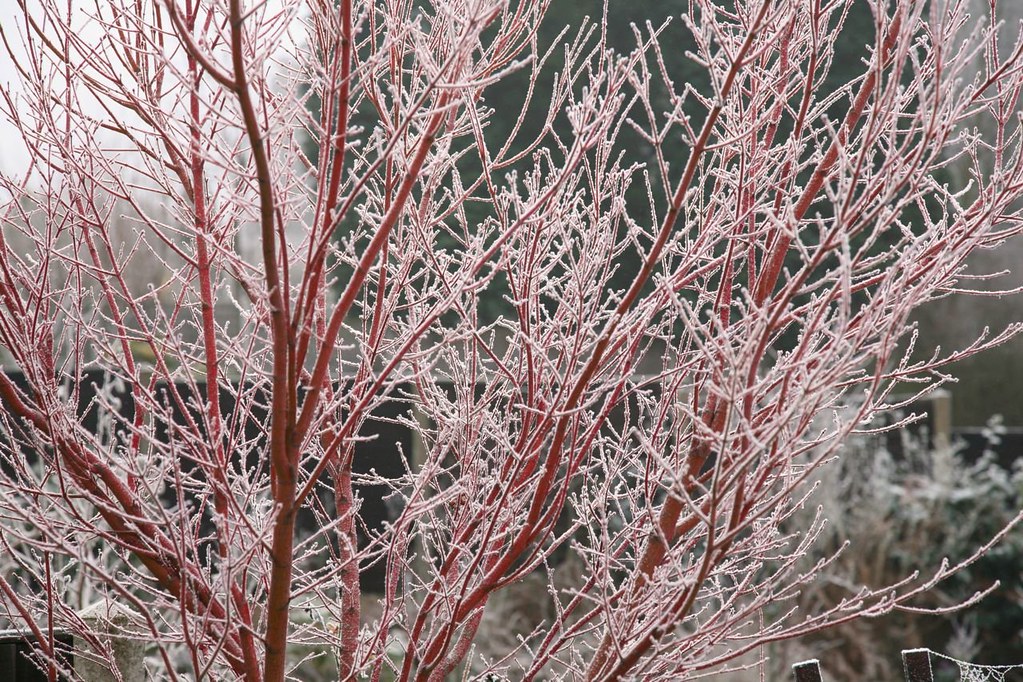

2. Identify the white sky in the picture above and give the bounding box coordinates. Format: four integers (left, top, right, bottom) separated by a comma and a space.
0, 0, 299, 190
0, 0, 132, 186
0, 0, 34, 179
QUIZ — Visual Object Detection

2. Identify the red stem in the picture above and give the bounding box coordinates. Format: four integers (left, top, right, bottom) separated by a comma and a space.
225, 0, 291, 678
588, 8, 906, 679
294, 0, 354, 374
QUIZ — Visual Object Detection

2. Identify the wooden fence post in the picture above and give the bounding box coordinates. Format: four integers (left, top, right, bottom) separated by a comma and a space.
792, 659, 824, 682
902, 648, 934, 682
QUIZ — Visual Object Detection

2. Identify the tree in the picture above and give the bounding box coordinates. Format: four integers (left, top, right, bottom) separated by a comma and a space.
1, 0, 1022, 679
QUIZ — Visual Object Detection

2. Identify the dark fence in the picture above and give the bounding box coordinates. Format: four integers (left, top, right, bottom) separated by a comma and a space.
882, 391, 1023, 470
954, 427, 1023, 469
0, 370, 412, 593
0, 371, 656, 591
794, 649, 957, 682
0, 631, 72, 682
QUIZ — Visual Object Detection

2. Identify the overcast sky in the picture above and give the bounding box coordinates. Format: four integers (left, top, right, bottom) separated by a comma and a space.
0, 0, 32, 179
0, 0, 120, 183
0, 0, 299, 190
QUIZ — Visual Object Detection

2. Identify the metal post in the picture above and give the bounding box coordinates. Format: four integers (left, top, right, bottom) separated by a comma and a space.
902, 648, 935, 682
792, 659, 824, 682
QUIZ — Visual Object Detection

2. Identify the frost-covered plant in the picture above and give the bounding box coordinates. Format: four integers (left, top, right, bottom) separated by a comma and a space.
2, 0, 1023, 679
771, 419, 1023, 680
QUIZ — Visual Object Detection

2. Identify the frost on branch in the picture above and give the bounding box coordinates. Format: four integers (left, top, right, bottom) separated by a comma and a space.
0, 0, 1022, 679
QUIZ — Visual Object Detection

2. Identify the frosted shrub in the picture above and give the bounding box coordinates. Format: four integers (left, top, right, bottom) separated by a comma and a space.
1, 0, 1023, 679
774, 420, 1023, 680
